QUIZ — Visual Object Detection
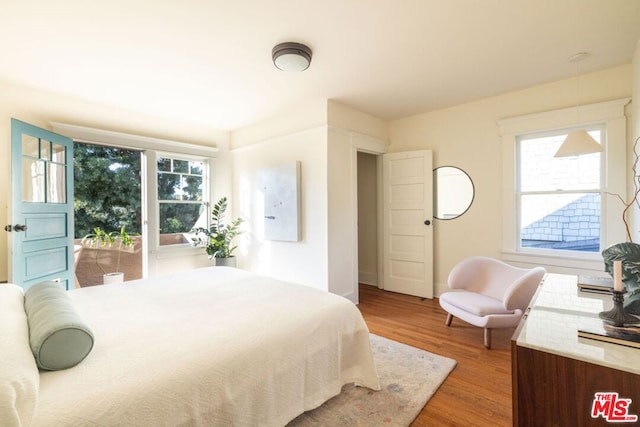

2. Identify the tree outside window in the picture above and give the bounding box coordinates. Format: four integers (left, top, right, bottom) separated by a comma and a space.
74, 143, 142, 238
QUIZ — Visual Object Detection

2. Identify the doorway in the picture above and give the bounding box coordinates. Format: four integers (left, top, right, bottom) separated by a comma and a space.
73, 142, 144, 286
355, 148, 434, 299
357, 152, 379, 288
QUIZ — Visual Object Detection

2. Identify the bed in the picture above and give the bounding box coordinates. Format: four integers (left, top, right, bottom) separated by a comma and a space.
0, 266, 380, 426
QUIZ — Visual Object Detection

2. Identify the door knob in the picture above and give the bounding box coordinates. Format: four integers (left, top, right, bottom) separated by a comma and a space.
13, 224, 28, 232
424, 220, 431, 226
4, 225, 11, 232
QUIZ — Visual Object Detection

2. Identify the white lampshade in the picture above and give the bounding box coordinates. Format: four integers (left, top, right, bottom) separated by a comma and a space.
554, 130, 603, 157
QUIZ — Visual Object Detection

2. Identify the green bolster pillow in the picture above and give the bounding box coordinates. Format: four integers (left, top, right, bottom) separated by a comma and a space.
24, 281, 94, 371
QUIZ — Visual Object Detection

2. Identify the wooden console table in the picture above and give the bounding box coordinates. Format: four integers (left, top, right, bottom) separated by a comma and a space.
511, 273, 640, 426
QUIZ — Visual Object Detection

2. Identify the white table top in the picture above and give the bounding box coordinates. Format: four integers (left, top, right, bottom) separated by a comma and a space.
516, 273, 640, 375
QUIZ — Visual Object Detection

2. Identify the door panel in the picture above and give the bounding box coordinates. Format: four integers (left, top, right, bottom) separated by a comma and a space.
24, 248, 68, 281
10, 119, 74, 290
382, 150, 433, 298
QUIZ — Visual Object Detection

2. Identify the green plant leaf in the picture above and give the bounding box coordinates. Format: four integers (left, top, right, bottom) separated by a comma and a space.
602, 242, 640, 287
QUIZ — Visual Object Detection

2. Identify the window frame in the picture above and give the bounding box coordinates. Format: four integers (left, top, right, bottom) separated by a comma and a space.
498, 98, 629, 273
154, 152, 210, 248
146, 151, 216, 255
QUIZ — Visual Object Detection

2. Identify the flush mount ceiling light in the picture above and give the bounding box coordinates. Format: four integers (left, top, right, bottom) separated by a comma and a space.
272, 42, 312, 72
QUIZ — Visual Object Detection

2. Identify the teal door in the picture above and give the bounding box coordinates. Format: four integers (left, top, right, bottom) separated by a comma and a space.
9, 119, 74, 290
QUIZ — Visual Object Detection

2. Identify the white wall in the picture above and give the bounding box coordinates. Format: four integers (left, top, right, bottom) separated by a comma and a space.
327, 100, 389, 141
326, 101, 388, 301
230, 99, 388, 300
389, 64, 634, 296
0, 81, 226, 282
231, 125, 329, 290
327, 127, 358, 300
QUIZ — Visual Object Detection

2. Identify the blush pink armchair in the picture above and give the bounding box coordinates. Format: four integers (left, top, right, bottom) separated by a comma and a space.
439, 256, 546, 349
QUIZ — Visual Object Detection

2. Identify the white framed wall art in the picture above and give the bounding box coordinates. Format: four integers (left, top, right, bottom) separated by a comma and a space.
260, 161, 301, 241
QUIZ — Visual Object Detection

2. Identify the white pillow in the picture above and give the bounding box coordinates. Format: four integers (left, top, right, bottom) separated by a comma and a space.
0, 284, 39, 427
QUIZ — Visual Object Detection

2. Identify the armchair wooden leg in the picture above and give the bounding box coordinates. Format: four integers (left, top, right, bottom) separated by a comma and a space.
484, 328, 492, 349
445, 313, 453, 327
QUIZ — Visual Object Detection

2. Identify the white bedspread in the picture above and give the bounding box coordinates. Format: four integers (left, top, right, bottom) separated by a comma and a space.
31, 267, 380, 426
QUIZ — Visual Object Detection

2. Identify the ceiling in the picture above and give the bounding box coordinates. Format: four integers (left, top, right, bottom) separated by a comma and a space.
1, 0, 639, 131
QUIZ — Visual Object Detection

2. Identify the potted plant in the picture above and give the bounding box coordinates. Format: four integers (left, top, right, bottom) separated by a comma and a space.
81, 226, 136, 284
191, 196, 244, 267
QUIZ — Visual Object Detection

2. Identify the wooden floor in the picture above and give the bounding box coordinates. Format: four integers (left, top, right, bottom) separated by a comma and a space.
357, 284, 513, 427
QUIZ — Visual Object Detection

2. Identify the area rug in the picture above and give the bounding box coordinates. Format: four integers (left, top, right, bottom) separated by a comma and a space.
288, 334, 457, 426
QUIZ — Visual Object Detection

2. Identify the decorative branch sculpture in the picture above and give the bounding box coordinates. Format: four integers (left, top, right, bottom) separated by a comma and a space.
607, 135, 640, 243
603, 135, 640, 315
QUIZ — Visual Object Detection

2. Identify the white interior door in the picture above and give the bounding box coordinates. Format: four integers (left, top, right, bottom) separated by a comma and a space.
382, 150, 433, 298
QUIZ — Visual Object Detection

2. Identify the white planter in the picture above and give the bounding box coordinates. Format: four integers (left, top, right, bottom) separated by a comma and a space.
214, 257, 236, 268
103, 272, 124, 285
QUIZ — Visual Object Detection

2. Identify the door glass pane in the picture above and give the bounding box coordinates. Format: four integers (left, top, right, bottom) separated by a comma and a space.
22, 158, 45, 202
41, 139, 51, 161
51, 143, 66, 163
48, 163, 66, 203
22, 135, 39, 157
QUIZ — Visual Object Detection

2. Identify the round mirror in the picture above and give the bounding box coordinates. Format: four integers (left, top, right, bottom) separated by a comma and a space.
433, 166, 474, 220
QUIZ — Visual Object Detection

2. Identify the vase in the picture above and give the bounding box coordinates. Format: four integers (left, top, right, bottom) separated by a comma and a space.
103, 272, 124, 285
214, 257, 236, 268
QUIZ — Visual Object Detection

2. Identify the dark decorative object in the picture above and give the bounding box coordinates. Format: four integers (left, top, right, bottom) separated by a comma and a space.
598, 290, 640, 326
602, 242, 640, 315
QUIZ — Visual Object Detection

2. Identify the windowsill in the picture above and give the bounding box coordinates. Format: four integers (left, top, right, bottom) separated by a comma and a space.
502, 250, 607, 276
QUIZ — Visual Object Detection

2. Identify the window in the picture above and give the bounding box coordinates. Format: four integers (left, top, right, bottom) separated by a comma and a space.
498, 98, 628, 271
157, 155, 208, 246
517, 127, 603, 253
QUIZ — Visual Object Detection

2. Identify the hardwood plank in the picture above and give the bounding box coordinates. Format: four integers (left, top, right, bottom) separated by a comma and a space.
357, 284, 512, 427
